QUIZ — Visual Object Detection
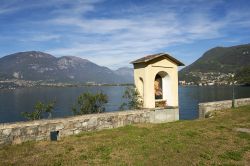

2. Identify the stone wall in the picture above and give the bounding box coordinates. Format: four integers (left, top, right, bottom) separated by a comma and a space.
198, 98, 250, 118
0, 108, 179, 146
150, 108, 179, 123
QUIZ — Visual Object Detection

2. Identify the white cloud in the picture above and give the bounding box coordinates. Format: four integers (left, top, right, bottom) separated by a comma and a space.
47, 7, 228, 68
0, 0, 103, 16
1, 0, 250, 69
20, 34, 61, 42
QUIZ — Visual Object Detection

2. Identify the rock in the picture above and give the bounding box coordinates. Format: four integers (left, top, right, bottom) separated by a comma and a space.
88, 117, 98, 128
55, 123, 64, 130
234, 128, 250, 133
2, 128, 12, 136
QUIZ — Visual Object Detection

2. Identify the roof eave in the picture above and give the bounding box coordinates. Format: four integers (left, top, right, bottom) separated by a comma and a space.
131, 56, 185, 66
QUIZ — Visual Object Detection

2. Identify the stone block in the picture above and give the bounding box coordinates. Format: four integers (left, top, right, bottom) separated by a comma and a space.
81, 122, 88, 127
2, 128, 12, 136
150, 109, 179, 123
26, 126, 39, 135
38, 125, 49, 134
97, 124, 113, 130
74, 122, 82, 128
64, 121, 74, 129
12, 128, 21, 136
48, 124, 56, 131
61, 130, 74, 137
73, 129, 81, 134
88, 117, 97, 128
55, 123, 64, 130
12, 136, 22, 145
35, 135, 46, 141
0, 137, 11, 146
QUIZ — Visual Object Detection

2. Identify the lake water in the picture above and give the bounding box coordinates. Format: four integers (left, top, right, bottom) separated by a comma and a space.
0, 86, 250, 123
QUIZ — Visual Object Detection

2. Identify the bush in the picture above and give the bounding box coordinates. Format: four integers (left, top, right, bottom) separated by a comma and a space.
22, 101, 55, 120
235, 66, 250, 85
72, 92, 108, 115
120, 86, 143, 110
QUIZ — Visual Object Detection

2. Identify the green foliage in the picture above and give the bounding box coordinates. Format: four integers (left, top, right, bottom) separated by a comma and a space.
22, 101, 55, 120
72, 92, 108, 115
120, 86, 143, 110
219, 151, 243, 161
235, 66, 250, 85
237, 132, 250, 141
179, 44, 250, 81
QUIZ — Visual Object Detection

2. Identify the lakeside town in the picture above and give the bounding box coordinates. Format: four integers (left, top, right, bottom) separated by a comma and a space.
179, 72, 237, 86
0, 72, 240, 90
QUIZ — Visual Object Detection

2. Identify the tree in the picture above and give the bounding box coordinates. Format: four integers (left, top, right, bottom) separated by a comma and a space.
235, 66, 250, 85
120, 86, 143, 110
22, 101, 55, 120
72, 92, 108, 115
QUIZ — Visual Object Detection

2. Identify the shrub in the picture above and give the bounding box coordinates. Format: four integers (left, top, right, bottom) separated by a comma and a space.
120, 86, 143, 110
235, 66, 250, 85
22, 101, 55, 120
72, 92, 108, 115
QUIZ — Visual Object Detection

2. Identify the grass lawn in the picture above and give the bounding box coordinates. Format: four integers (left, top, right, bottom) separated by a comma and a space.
0, 106, 250, 165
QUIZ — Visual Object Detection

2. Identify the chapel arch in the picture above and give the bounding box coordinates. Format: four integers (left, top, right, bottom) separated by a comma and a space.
154, 71, 172, 106
139, 77, 144, 99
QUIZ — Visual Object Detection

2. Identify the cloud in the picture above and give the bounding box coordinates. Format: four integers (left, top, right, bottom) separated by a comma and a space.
19, 34, 61, 42
1, 0, 250, 69
0, 0, 103, 16
46, 3, 228, 68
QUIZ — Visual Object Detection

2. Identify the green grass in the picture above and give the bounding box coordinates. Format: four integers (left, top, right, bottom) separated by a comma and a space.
0, 106, 250, 165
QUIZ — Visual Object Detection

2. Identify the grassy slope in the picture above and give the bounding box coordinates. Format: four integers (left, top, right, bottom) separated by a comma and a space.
0, 106, 250, 166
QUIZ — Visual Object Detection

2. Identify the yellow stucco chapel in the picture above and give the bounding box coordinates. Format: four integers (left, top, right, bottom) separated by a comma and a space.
131, 53, 184, 109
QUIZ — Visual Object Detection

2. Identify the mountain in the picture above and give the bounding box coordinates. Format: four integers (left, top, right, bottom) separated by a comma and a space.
0, 51, 133, 83
114, 67, 134, 83
179, 43, 250, 84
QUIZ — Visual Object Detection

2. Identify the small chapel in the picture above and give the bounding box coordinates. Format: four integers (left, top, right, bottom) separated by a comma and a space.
131, 53, 184, 109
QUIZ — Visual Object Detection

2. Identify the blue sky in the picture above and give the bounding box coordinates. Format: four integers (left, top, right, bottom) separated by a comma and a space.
0, 0, 249, 69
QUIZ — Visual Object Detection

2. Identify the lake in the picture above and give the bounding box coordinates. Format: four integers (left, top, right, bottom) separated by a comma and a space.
0, 86, 250, 123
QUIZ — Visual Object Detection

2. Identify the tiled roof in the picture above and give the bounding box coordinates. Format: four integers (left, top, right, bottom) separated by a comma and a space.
130, 53, 184, 66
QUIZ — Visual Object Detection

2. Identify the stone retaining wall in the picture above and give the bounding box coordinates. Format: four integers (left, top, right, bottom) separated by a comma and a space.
0, 108, 179, 146
198, 98, 250, 118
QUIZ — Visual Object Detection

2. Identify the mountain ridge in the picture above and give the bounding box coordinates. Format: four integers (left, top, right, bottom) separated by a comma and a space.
179, 43, 250, 85
0, 51, 133, 84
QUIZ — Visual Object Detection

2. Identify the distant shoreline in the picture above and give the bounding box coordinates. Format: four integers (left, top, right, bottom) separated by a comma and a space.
1, 79, 249, 90
179, 84, 249, 87
0, 79, 134, 90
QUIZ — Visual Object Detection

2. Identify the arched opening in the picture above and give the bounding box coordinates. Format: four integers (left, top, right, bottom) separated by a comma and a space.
154, 74, 163, 99
154, 71, 172, 107
139, 77, 144, 99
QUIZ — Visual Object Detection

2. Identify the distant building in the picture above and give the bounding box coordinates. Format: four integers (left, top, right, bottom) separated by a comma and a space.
86, 81, 96, 85
179, 80, 186, 85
